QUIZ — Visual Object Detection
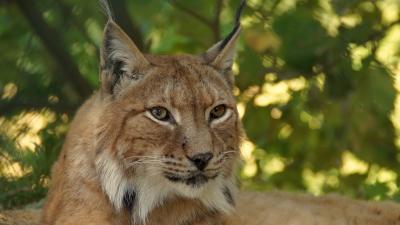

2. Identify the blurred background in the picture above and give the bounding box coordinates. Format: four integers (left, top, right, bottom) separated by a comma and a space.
1, 0, 400, 210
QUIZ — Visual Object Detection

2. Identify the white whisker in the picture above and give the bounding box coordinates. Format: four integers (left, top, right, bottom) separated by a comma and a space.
123, 160, 163, 171
223, 151, 238, 154
120, 155, 164, 163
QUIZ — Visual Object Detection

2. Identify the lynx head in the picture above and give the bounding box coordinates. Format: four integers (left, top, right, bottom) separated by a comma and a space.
94, 0, 246, 222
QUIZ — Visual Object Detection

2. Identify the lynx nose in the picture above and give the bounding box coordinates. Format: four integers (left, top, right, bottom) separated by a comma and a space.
189, 152, 213, 171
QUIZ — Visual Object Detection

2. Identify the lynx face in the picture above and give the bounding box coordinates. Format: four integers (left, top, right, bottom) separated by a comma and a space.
97, 55, 242, 199
124, 57, 240, 189
93, 0, 246, 222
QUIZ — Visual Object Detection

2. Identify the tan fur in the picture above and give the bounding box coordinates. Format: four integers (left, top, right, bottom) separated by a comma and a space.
41, 54, 244, 225
224, 191, 400, 225
5, 191, 400, 225
39, 1, 400, 225
41, 7, 244, 222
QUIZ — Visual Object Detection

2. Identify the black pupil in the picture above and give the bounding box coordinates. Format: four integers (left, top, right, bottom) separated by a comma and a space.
155, 109, 162, 116
214, 107, 220, 113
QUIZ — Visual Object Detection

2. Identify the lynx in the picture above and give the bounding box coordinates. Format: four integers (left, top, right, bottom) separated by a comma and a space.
38, 1, 400, 225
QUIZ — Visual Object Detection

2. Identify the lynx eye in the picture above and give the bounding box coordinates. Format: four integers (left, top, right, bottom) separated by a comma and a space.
210, 105, 226, 119
151, 107, 169, 120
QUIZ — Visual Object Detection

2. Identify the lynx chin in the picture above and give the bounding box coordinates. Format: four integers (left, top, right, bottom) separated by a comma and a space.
40, 1, 400, 225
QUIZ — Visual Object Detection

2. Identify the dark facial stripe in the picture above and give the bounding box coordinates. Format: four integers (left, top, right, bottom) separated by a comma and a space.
163, 171, 182, 182
163, 171, 219, 188
222, 186, 234, 206
123, 189, 136, 213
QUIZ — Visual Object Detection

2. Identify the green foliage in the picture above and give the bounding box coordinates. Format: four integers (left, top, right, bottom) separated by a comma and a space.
1, 0, 400, 209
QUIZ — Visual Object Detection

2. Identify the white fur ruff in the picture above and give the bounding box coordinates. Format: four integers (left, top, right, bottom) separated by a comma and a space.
95, 150, 236, 224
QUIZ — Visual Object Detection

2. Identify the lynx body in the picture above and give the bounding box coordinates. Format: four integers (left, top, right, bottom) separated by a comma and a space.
40, 1, 400, 225
41, 1, 245, 224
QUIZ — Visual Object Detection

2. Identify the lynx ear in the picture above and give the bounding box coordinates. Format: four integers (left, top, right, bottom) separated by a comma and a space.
99, 21, 150, 94
201, 0, 246, 89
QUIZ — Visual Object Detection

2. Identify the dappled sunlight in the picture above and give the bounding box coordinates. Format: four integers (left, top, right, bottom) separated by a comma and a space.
302, 168, 327, 196
245, 30, 281, 53
377, 168, 397, 183
240, 141, 257, 178
365, 164, 380, 185
85, 18, 103, 47
18, 135, 42, 152
1, 111, 47, 148
2, 83, 18, 100
232, 86, 241, 96
390, 94, 400, 147
300, 111, 323, 130
316, 0, 340, 37
236, 102, 246, 119
376, 167, 398, 196
287, 76, 306, 92
0, 151, 34, 179
253, 74, 306, 108
377, 25, 400, 68
315, 73, 325, 91
3, 0, 400, 209
0, 108, 60, 153
240, 15, 254, 28
61, 114, 69, 123
148, 28, 163, 53
340, 151, 369, 176
242, 162, 258, 178
254, 81, 291, 107
262, 156, 285, 176
48, 95, 59, 104
377, 0, 400, 26
232, 62, 240, 75
1, 161, 24, 178
340, 14, 362, 28
349, 43, 372, 71
241, 140, 255, 163
278, 124, 293, 139
270, 108, 282, 119
387, 182, 398, 196
302, 168, 340, 196
365, 164, 399, 197
243, 85, 260, 100
275, 0, 300, 15
262, 81, 288, 96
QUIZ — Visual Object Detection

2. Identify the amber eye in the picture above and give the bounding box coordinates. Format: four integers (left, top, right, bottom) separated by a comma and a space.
151, 107, 169, 120
210, 105, 226, 119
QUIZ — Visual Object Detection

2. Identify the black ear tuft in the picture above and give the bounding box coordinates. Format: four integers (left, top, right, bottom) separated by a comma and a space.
219, 26, 241, 52
234, 0, 247, 27
219, 0, 247, 51
200, 0, 247, 89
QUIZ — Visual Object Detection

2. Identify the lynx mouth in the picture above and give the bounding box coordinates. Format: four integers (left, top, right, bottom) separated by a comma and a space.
163, 172, 219, 188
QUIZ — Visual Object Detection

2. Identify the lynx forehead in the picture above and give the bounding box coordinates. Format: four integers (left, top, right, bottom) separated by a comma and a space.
41, 1, 247, 224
